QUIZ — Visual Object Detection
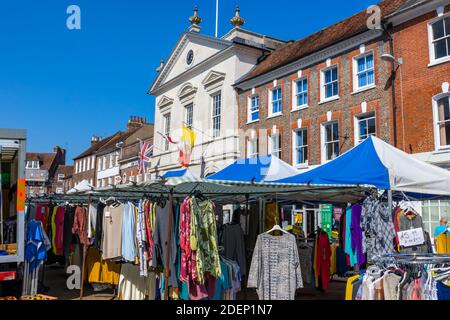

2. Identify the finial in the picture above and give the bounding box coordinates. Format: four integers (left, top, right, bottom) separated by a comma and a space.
189, 5, 202, 26
230, 5, 245, 28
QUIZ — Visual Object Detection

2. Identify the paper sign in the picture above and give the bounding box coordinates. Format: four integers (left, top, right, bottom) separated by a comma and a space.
105, 211, 111, 218
398, 228, 425, 248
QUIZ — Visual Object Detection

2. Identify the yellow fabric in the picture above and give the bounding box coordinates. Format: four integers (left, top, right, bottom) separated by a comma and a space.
436, 234, 448, 254
330, 245, 337, 275
345, 275, 360, 300
86, 248, 121, 285
265, 203, 279, 231
447, 235, 450, 255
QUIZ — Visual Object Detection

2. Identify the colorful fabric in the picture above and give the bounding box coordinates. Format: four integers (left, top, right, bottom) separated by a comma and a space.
190, 197, 221, 283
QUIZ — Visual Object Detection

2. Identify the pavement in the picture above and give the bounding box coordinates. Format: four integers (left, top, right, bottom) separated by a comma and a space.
41, 265, 345, 301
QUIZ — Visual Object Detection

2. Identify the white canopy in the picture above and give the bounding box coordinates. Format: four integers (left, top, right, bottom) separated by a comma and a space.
67, 180, 94, 194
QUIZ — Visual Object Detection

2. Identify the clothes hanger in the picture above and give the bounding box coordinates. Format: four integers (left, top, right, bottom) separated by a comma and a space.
265, 224, 289, 235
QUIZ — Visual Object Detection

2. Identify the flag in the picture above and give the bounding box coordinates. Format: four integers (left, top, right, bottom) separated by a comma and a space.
138, 139, 154, 174
178, 124, 196, 168
159, 132, 178, 145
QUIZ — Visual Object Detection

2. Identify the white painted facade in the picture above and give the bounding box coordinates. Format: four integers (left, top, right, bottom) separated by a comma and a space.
149, 28, 285, 177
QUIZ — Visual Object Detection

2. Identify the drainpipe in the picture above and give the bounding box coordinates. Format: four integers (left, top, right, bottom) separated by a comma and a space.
383, 23, 398, 148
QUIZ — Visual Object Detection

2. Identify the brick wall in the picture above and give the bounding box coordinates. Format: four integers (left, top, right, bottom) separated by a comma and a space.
237, 39, 392, 167
392, 5, 450, 154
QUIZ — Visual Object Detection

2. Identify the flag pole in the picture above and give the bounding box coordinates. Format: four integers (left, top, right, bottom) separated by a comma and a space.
215, 0, 219, 37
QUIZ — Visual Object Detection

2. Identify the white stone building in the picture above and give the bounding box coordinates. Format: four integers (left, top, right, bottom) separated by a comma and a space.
148, 7, 285, 178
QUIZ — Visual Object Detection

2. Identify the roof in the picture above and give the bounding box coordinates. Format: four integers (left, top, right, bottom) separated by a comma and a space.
56, 165, 73, 176
96, 128, 141, 156
277, 136, 450, 198
73, 133, 118, 160
236, 0, 410, 85
26, 152, 57, 171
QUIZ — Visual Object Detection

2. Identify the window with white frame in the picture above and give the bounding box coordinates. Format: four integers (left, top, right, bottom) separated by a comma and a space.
102, 156, 107, 171
91, 156, 95, 170
163, 113, 171, 151
248, 95, 260, 122
422, 200, 450, 237
354, 52, 374, 90
294, 128, 308, 165
109, 154, 114, 168
26, 161, 40, 169
269, 133, 282, 158
87, 157, 91, 171
434, 94, 450, 149
356, 112, 376, 144
322, 121, 340, 162
57, 174, 65, 182
321, 65, 339, 100
429, 16, 450, 63
294, 78, 308, 109
269, 87, 282, 116
98, 158, 102, 171
212, 93, 221, 138
185, 103, 193, 129
247, 138, 258, 158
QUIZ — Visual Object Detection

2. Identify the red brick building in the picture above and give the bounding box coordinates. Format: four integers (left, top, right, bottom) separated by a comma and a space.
387, 2, 450, 169
25, 146, 66, 196
234, 0, 407, 169
52, 165, 73, 194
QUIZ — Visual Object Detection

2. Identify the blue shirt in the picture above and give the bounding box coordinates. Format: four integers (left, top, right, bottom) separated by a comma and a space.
212, 261, 230, 300
121, 203, 137, 262
434, 225, 449, 238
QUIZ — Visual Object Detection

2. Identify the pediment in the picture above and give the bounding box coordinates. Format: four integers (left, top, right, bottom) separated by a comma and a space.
178, 83, 198, 100
149, 32, 231, 94
201, 70, 226, 88
157, 95, 174, 109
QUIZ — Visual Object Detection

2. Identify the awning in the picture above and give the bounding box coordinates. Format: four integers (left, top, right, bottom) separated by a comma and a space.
277, 136, 450, 197
208, 155, 299, 182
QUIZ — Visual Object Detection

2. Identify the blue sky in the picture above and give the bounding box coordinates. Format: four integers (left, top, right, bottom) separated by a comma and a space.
0, 0, 377, 163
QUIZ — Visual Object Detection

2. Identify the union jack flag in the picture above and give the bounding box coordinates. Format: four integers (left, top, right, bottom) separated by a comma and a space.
138, 139, 153, 174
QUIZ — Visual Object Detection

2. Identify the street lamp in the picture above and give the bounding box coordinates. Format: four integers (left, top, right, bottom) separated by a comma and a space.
381, 53, 403, 66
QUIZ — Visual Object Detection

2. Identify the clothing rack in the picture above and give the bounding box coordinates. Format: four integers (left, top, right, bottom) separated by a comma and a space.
373, 253, 450, 266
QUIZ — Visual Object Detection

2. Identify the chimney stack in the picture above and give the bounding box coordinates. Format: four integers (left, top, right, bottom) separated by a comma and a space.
127, 115, 148, 132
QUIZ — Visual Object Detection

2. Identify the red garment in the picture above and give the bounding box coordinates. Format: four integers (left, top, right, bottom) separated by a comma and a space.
72, 206, 89, 245
316, 231, 332, 291
35, 204, 49, 233
54, 207, 65, 255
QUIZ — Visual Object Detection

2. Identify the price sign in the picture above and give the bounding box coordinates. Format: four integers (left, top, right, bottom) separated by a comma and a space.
398, 228, 425, 248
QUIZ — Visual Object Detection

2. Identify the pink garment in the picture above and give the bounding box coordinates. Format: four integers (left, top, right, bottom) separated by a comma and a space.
410, 279, 423, 300
145, 201, 153, 261
72, 206, 89, 245
54, 207, 65, 255
180, 197, 192, 282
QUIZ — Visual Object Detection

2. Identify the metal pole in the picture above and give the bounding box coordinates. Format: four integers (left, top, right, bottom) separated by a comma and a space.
388, 190, 393, 217
163, 189, 174, 301
215, 0, 219, 38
